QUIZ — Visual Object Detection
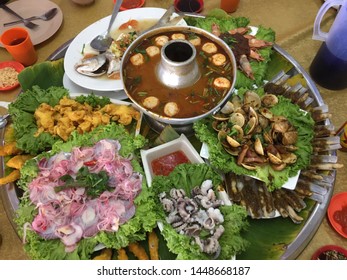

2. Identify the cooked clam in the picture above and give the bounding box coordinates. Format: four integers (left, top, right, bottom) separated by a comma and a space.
261, 94, 278, 107
244, 90, 261, 110
254, 137, 264, 155
229, 112, 245, 127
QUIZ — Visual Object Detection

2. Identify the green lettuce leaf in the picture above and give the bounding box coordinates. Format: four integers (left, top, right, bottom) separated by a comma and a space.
15, 123, 156, 260
150, 163, 249, 260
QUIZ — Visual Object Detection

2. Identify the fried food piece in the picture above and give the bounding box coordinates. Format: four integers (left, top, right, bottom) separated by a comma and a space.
102, 104, 140, 126
128, 242, 149, 260
117, 248, 128, 260
0, 142, 22, 156
148, 231, 159, 260
34, 103, 55, 129
6, 154, 33, 169
0, 169, 20, 185
92, 248, 113, 260
34, 97, 140, 141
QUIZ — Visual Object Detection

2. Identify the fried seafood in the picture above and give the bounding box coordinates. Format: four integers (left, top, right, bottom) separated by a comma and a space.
93, 248, 113, 260
0, 169, 20, 185
6, 154, 34, 169
128, 242, 149, 260
34, 96, 140, 141
0, 141, 22, 156
148, 231, 159, 260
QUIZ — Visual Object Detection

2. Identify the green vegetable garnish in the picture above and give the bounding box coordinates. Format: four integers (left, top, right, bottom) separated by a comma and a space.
55, 166, 111, 198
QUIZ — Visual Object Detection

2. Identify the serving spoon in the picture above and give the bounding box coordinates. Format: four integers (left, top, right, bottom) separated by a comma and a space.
0, 1, 38, 29
90, 0, 123, 52
3, 7, 58, 27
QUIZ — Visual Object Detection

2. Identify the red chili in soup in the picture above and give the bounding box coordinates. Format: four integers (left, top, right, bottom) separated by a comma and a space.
151, 150, 190, 176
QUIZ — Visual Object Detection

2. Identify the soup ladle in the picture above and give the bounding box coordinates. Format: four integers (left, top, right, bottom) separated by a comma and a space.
90, 0, 123, 52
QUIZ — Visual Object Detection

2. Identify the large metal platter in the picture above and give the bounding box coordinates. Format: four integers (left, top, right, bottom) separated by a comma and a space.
0, 40, 336, 260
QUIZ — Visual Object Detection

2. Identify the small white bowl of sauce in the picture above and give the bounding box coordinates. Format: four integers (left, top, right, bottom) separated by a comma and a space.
140, 134, 204, 186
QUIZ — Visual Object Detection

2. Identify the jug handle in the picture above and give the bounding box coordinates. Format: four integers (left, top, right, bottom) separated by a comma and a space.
312, 0, 344, 41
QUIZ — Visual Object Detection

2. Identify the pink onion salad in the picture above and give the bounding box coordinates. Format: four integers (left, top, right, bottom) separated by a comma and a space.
26, 139, 143, 252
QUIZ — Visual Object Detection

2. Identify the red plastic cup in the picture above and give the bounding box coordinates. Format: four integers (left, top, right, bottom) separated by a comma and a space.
113, 0, 145, 10
174, 0, 204, 13
0, 27, 38, 66
220, 0, 240, 13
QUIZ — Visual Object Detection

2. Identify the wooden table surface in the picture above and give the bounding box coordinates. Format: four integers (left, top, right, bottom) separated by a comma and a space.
0, 0, 346, 260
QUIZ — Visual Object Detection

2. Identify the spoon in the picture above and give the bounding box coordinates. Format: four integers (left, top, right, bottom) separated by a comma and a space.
0, 3, 38, 29
0, 114, 9, 129
3, 7, 58, 27
90, 0, 123, 52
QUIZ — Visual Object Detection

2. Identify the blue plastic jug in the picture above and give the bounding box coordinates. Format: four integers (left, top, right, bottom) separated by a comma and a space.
309, 0, 347, 90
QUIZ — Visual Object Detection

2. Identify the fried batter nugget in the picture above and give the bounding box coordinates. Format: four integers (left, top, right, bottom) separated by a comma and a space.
92, 248, 113, 260
102, 104, 140, 126
148, 231, 159, 260
34, 97, 140, 140
6, 154, 33, 169
34, 103, 55, 129
117, 248, 128, 260
0, 169, 20, 185
128, 242, 149, 260
0, 142, 22, 156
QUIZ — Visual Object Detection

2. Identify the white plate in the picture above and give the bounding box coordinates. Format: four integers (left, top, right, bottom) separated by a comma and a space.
63, 73, 128, 100
0, 0, 63, 47
64, 7, 186, 92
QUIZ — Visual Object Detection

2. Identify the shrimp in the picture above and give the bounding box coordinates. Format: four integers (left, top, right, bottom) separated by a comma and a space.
239, 54, 254, 79
211, 23, 221, 37
244, 35, 273, 48
228, 27, 251, 35
249, 49, 264, 61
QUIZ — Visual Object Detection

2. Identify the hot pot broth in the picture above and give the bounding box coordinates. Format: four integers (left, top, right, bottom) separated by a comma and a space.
123, 31, 234, 118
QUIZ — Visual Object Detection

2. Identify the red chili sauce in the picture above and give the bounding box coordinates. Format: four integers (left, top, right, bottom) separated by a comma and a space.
333, 205, 347, 235
151, 150, 190, 176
